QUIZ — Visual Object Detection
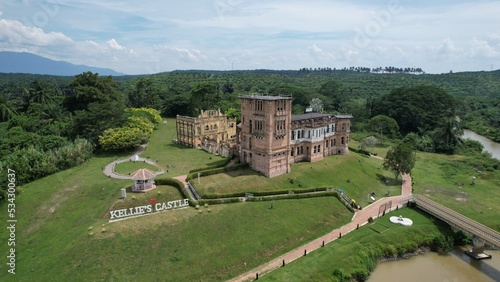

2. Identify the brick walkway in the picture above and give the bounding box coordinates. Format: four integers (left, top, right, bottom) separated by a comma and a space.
228, 173, 413, 282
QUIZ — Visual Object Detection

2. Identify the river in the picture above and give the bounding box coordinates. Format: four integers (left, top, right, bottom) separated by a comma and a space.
462, 129, 500, 160
368, 247, 500, 282
369, 130, 500, 281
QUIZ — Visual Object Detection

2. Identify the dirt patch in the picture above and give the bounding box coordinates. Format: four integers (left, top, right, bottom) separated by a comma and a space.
424, 188, 468, 197
24, 185, 78, 236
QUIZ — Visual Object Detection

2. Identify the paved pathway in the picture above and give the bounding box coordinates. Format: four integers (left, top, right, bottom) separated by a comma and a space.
228, 173, 413, 282
103, 154, 165, 179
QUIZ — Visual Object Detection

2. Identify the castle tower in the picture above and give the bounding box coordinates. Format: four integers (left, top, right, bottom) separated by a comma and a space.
240, 95, 293, 177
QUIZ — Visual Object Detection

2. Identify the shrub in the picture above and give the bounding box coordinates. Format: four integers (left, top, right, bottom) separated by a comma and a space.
155, 177, 195, 206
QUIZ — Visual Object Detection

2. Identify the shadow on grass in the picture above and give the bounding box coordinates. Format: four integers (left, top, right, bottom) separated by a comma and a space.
376, 173, 402, 186
166, 143, 196, 150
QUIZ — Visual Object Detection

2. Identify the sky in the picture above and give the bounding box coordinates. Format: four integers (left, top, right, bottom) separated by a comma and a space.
0, 0, 499, 75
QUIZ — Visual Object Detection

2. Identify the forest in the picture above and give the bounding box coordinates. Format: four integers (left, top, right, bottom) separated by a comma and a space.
0, 68, 499, 203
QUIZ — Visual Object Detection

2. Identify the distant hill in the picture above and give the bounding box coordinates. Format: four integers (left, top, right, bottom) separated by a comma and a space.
0, 51, 124, 76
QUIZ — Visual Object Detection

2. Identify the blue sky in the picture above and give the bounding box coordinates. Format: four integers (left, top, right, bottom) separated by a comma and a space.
1, 0, 499, 74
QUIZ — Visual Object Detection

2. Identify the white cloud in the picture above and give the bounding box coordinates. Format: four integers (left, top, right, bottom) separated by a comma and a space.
308, 43, 335, 62
0, 18, 73, 48
1, 1, 500, 74
107, 38, 124, 50
438, 37, 458, 56
469, 37, 499, 58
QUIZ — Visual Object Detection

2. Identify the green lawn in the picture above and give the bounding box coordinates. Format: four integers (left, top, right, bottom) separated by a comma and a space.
0, 154, 352, 281
139, 118, 228, 176
261, 208, 455, 281
195, 152, 401, 207
411, 152, 500, 231
113, 161, 161, 175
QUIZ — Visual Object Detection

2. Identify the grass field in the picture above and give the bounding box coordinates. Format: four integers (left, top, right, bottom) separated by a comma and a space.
113, 161, 161, 175
139, 118, 228, 176
1, 116, 498, 281
261, 208, 455, 281
0, 162, 352, 281
411, 152, 500, 231
195, 152, 401, 208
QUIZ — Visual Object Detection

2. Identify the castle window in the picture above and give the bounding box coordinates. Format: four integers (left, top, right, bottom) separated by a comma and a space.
291, 131, 295, 140
205, 125, 209, 130
334, 139, 337, 146
313, 146, 316, 153
291, 149, 294, 156
341, 137, 345, 144
318, 145, 321, 153
249, 120, 252, 133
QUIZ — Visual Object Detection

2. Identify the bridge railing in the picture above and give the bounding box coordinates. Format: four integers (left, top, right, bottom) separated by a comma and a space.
413, 194, 500, 248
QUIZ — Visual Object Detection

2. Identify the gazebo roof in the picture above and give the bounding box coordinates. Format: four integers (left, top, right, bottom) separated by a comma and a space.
130, 168, 157, 180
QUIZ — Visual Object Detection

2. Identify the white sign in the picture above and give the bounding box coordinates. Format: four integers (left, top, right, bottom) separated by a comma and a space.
110, 199, 189, 220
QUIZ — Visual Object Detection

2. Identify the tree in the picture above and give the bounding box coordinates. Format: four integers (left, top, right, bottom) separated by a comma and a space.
368, 115, 399, 142
359, 136, 378, 151
0, 94, 18, 122
25, 80, 59, 105
431, 116, 464, 154
318, 81, 347, 111
72, 101, 128, 144
372, 86, 459, 134
66, 72, 124, 111
189, 82, 220, 112
128, 78, 162, 109
383, 142, 416, 181
309, 98, 323, 112
162, 94, 194, 117
98, 127, 147, 151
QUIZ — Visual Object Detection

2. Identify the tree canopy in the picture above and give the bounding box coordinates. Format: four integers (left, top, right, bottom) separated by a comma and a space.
372, 85, 460, 134
383, 142, 416, 180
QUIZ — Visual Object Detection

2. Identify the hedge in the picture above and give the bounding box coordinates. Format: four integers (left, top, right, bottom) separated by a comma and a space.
188, 155, 236, 174
155, 177, 196, 206
246, 191, 338, 202
198, 187, 331, 199
186, 163, 249, 181
348, 147, 371, 156
197, 197, 242, 205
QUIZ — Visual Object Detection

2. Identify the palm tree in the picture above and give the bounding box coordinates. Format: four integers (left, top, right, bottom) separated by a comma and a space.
433, 116, 463, 153
0, 94, 18, 122
26, 80, 56, 105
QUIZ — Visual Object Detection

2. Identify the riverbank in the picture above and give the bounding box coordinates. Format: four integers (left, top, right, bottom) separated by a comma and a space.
259, 208, 458, 281
377, 246, 431, 263
463, 129, 500, 160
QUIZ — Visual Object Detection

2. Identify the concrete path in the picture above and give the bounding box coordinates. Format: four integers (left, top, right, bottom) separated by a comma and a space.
228, 173, 413, 282
103, 155, 165, 179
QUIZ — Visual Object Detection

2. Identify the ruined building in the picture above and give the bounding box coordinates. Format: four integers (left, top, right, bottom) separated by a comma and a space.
175, 96, 352, 177
176, 109, 237, 157
239, 95, 352, 178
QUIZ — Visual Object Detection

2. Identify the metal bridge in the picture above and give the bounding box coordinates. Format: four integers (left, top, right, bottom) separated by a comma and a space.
413, 194, 500, 258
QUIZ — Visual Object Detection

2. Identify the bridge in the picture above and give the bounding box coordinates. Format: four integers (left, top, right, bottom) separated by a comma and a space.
413, 194, 500, 259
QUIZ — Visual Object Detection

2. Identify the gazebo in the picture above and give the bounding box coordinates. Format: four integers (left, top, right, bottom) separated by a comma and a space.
130, 168, 157, 192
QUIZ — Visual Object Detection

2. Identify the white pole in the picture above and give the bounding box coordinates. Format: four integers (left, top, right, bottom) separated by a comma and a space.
198, 172, 201, 184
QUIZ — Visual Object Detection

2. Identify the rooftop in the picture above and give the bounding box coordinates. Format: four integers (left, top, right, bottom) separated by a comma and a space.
130, 168, 157, 180
239, 94, 292, 101
292, 113, 353, 121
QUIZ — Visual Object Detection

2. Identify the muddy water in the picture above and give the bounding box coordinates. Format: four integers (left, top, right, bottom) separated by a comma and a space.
462, 130, 500, 160
368, 247, 500, 282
